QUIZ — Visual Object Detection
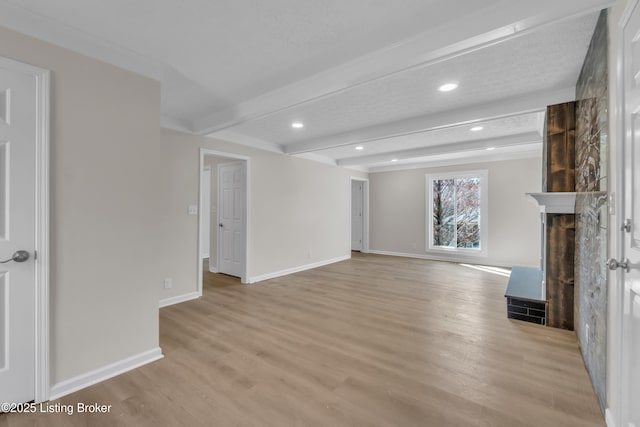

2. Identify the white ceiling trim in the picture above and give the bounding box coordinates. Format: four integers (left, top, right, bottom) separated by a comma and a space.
337, 132, 542, 167
284, 87, 575, 155
0, 1, 165, 81
367, 145, 542, 173
191, 0, 613, 135
291, 153, 337, 167
207, 130, 284, 154
536, 111, 546, 137
161, 114, 196, 134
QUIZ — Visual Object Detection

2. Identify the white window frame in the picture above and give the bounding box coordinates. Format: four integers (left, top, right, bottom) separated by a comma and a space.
426, 170, 488, 257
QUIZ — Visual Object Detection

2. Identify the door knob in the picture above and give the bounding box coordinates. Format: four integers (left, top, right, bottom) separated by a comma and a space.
607, 257, 630, 273
0, 250, 30, 263
219, 223, 223, 228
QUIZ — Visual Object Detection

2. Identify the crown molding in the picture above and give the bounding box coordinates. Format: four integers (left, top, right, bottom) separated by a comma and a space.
207, 130, 284, 154
0, 1, 165, 81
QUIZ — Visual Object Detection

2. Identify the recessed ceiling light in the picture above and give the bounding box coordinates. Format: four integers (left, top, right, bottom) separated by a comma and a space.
291, 122, 304, 129
486, 147, 496, 151
471, 126, 484, 132
391, 159, 399, 162
438, 82, 458, 92
355, 146, 364, 150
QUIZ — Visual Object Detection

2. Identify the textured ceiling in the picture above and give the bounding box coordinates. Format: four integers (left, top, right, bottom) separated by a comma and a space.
233, 15, 595, 146
314, 113, 543, 161
6, 0, 491, 103
0, 0, 612, 171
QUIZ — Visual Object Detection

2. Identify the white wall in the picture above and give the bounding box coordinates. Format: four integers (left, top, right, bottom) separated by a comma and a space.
0, 26, 162, 386
159, 128, 367, 300
369, 157, 542, 267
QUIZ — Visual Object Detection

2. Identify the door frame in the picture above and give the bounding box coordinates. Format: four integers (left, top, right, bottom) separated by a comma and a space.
198, 148, 249, 289
349, 177, 369, 253
610, 1, 636, 424
0, 56, 50, 403
200, 166, 211, 261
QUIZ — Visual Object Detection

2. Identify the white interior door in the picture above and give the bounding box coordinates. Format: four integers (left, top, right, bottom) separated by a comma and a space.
621, 4, 640, 425
201, 167, 211, 259
218, 162, 244, 278
0, 63, 37, 404
351, 180, 363, 251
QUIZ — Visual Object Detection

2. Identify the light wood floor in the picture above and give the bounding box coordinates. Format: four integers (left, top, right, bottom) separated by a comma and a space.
1, 253, 605, 426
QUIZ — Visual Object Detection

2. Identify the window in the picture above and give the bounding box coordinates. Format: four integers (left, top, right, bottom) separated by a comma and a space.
427, 170, 488, 255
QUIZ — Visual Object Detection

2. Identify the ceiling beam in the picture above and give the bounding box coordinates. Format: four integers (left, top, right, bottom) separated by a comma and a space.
285, 87, 573, 155
366, 145, 542, 173
206, 130, 284, 154
192, 0, 613, 134
337, 132, 542, 167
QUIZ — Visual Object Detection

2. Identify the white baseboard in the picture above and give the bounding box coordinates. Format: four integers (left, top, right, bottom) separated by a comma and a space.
159, 291, 201, 308
248, 255, 350, 283
49, 347, 163, 401
368, 249, 516, 268
605, 408, 616, 427
208, 266, 218, 273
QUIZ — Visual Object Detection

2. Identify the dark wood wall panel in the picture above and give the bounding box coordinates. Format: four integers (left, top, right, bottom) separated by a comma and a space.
546, 214, 575, 330
545, 102, 576, 192
544, 101, 576, 330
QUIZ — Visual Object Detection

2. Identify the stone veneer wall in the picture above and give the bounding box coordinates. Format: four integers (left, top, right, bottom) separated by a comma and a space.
574, 9, 608, 413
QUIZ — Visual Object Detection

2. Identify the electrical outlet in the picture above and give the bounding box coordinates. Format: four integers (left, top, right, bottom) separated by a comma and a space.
164, 278, 172, 289
307, 249, 312, 259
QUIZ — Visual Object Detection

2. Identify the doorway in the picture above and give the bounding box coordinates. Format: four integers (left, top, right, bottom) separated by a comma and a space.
198, 149, 249, 294
0, 57, 49, 404
217, 161, 245, 278
350, 177, 369, 253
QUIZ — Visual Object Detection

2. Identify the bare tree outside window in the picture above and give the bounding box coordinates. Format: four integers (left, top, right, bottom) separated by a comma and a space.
432, 176, 481, 249
432, 178, 455, 247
